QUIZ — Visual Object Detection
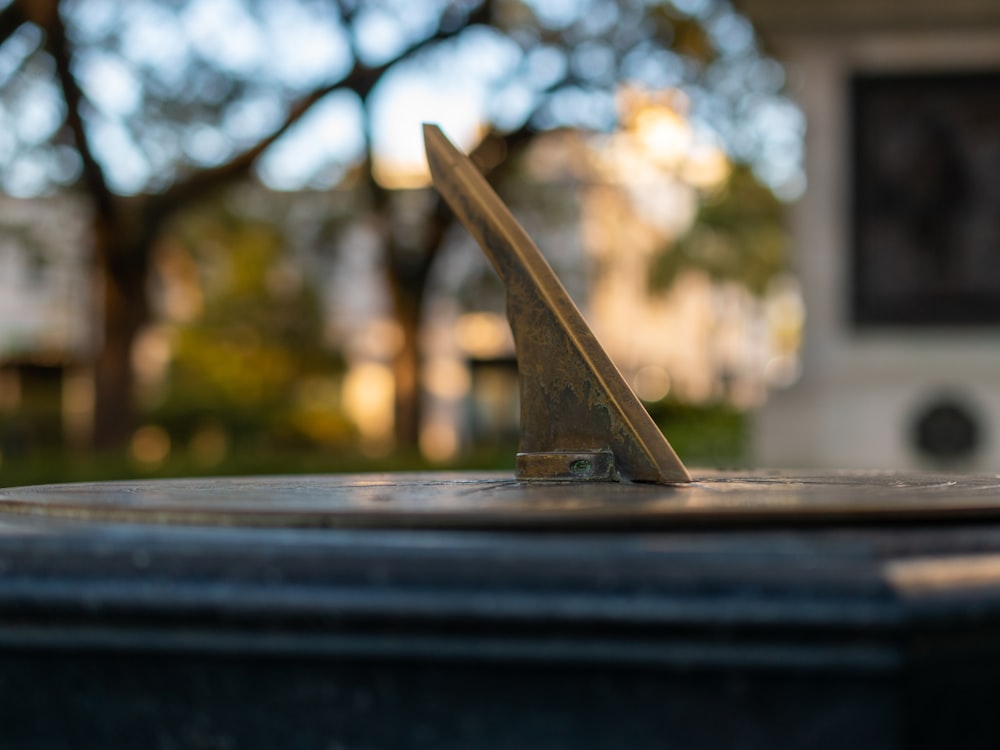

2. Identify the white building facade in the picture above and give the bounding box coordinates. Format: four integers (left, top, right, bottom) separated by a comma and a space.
744, 1, 1000, 470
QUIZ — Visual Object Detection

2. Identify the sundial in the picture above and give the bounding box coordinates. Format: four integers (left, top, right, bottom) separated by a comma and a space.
3, 124, 1000, 528
3, 126, 1000, 749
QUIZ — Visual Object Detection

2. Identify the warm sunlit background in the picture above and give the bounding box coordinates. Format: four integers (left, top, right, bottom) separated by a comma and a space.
1, 0, 809, 483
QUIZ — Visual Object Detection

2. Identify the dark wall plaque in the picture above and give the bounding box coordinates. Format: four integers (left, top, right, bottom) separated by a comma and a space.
852, 71, 1000, 326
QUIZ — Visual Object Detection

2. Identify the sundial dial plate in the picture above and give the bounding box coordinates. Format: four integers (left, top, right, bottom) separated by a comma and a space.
3, 470, 1000, 529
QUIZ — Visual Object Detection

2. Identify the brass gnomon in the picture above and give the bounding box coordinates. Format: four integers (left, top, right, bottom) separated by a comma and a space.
423, 124, 690, 485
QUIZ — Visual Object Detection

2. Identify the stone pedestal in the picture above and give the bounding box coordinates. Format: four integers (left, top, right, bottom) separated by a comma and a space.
3, 472, 1000, 748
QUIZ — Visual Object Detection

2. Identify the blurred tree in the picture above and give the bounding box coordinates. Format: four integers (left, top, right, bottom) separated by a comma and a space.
158, 203, 350, 451
0, 0, 800, 452
649, 164, 787, 296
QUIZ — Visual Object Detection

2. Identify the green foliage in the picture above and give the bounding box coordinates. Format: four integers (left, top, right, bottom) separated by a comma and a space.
647, 399, 747, 468
649, 165, 788, 296
154, 205, 352, 452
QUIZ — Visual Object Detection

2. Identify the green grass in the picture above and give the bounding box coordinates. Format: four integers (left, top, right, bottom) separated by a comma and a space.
0, 404, 746, 489
0, 445, 517, 489
649, 401, 748, 470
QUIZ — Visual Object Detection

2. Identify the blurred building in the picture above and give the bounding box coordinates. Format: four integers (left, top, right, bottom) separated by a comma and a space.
742, 0, 1000, 470
0, 196, 91, 359
0, 196, 93, 451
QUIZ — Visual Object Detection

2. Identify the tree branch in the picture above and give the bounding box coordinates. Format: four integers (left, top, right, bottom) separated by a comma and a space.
153, 0, 494, 217
0, 2, 27, 49
152, 77, 352, 216
41, 1, 116, 223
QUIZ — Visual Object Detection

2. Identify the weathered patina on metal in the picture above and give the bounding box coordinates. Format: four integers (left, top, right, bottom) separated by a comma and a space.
423, 124, 690, 485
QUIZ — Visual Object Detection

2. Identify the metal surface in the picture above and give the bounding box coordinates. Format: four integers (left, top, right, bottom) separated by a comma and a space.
5, 470, 1000, 528
424, 123, 690, 484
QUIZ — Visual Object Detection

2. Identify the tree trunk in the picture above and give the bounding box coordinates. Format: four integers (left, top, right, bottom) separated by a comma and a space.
388, 272, 427, 451
90, 218, 150, 451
